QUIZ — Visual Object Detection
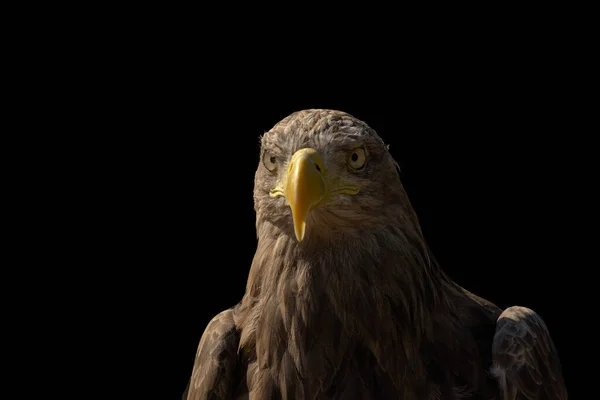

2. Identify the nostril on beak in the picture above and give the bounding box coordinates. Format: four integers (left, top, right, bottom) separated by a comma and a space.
315, 164, 321, 172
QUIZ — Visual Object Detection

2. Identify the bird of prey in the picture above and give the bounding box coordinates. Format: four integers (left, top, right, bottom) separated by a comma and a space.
184, 109, 567, 399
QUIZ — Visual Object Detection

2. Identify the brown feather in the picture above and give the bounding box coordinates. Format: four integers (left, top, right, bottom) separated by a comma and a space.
186, 109, 567, 400
491, 306, 568, 399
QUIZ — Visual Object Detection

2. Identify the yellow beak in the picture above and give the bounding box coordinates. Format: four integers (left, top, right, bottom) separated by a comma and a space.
269, 147, 360, 241
284, 148, 325, 241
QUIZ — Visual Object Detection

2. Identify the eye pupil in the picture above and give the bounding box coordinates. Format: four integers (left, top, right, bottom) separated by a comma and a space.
270, 156, 276, 164
351, 153, 358, 162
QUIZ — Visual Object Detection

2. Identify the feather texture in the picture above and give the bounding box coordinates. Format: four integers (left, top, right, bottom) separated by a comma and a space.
185, 110, 567, 399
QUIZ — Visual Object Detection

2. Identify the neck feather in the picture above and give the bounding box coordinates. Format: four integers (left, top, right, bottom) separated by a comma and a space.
234, 214, 454, 393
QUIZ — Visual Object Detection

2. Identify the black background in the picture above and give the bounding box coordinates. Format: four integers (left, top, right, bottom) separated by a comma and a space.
82, 23, 586, 398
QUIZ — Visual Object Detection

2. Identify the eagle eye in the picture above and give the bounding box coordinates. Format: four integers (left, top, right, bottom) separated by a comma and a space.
263, 151, 277, 172
347, 147, 367, 171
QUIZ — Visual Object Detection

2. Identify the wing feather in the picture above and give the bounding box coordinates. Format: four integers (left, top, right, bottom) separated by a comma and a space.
184, 309, 240, 400
491, 306, 567, 400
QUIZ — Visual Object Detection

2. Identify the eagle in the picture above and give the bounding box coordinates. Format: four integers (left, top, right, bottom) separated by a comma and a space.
184, 109, 567, 399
